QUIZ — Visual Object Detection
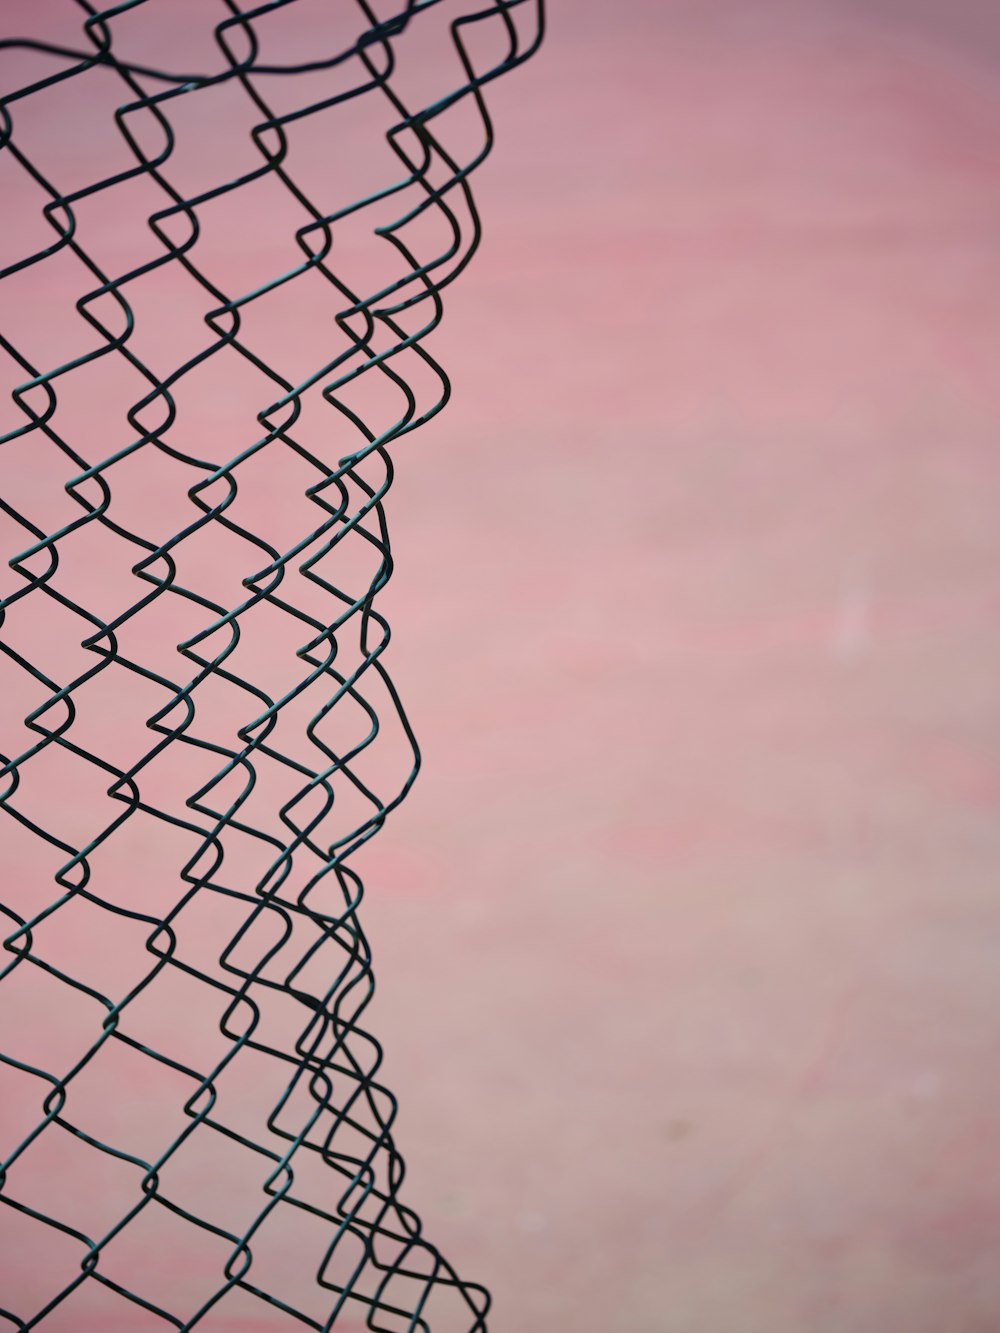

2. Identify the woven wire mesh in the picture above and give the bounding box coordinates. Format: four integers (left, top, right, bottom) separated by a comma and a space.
0, 2, 543, 1327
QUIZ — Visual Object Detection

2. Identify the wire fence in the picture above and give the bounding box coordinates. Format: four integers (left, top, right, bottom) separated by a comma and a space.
0, 3, 543, 1328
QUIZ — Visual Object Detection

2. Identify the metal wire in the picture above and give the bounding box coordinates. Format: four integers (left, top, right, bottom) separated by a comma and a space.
0, 3, 544, 1327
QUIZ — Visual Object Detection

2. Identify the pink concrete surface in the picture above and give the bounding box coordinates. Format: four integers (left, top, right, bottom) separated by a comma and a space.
2, 2, 1000, 1330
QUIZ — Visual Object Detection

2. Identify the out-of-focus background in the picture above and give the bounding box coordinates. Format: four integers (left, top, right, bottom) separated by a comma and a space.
3, 1, 1000, 1330
378, 2, 1000, 1328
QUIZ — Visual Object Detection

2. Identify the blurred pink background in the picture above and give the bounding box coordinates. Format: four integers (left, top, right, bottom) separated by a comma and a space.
3, 1, 1000, 1330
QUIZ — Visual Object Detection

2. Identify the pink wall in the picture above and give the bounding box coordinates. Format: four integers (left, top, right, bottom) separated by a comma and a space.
3, 2, 1000, 1329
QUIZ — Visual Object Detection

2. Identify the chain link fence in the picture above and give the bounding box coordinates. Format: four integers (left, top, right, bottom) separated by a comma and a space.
0, 2, 544, 1327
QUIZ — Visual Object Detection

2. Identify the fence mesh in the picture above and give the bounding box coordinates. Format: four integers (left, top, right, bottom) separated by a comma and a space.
0, 2, 543, 1327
